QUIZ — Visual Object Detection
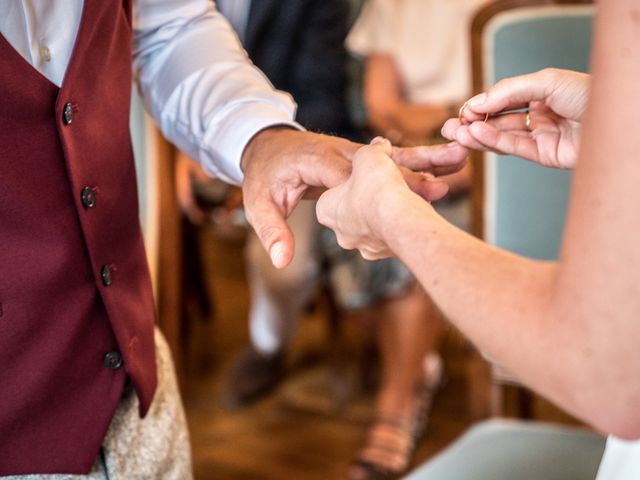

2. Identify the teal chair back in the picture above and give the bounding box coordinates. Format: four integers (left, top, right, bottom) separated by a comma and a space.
474, 2, 594, 259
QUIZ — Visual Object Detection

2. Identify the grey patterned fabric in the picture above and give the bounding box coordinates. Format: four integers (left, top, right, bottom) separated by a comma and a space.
4, 328, 193, 480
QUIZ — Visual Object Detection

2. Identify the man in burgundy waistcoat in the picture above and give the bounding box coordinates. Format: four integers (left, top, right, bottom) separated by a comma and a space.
0, 0, 467, 478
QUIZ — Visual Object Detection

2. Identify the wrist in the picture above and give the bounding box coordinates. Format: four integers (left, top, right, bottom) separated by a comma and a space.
240, 126, 299, 173
370, 185, 426, 247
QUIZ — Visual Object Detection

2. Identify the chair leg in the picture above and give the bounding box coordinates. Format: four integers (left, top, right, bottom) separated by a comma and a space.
517, 387, 534, 419
490, 381, 504, 417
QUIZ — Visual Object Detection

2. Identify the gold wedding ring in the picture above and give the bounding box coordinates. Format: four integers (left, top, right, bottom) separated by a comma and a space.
525, 111, 532, 131
459, 101, 489, 124
458, 101, 469, 124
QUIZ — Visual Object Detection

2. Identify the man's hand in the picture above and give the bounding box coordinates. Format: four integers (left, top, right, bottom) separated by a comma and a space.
442, 68, 590, 169
316, 137, 421, 260
241, 128, 468, 268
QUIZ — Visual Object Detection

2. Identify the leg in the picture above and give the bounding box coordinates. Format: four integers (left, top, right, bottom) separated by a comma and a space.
245, 200, 320, 354
225, 200, 321, 407
375, 285, 442, 420
351, 284, 444, 479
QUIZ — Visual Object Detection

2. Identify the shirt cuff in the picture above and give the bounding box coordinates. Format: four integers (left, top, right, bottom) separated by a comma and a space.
199, 103, 303, 185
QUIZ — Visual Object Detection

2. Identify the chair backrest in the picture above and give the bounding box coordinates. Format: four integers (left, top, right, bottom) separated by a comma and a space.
471, 0, 594, 260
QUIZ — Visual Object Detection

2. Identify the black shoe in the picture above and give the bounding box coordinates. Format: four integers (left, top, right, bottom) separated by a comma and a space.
223, 346, 285, 409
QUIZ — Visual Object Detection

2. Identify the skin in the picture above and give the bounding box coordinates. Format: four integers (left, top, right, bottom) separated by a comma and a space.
364, 54, 450, 146
442, 68, 590, 169
239, 127, 468, 268
365, 53, 473, 195
237, 47, 467, 480
317, 0, 640, 440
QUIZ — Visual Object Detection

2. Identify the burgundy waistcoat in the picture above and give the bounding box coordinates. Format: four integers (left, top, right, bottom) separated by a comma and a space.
0, 0, 157, 475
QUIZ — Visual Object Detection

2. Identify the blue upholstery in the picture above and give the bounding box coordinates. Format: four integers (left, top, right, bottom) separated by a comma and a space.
405, 419, 606, 480
483, 6, 594, 259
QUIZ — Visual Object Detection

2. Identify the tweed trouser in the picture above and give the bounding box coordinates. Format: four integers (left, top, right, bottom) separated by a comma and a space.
4, 328, 193, 480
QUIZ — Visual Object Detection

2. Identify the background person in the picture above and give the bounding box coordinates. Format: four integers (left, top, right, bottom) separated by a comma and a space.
343, 1, 490, 477
175, 2, 445, 479
316, 1, 640, 473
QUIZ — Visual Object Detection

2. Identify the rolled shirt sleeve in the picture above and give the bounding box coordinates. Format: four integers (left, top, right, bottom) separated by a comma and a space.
132, 0, 302, 185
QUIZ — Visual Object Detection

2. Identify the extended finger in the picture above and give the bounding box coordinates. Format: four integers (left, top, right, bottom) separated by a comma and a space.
391, 142, 468, 175
442, 119, 497, 151
448, 124, 490, 150
462, 70, 559, 120
467, 121, 540, 161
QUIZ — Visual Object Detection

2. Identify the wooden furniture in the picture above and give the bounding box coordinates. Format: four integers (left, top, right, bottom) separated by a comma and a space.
131, 93, 187, 384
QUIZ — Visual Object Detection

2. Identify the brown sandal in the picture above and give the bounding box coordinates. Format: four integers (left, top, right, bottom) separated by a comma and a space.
348, 417, 420, 480
348, 356, 444, 480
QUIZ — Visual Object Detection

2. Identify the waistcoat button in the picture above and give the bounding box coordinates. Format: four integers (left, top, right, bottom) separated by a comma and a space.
81, 187, 96, 208
62, 103, 74, 125
103, 351, 123, 370
101, 265, 113, 286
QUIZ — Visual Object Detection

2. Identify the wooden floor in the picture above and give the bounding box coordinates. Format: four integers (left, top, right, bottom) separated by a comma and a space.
181, 225, 583, 480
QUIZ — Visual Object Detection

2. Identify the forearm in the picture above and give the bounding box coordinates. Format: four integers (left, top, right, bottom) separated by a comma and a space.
132, 2, 300, 184
548, 0, 640, 436
377, 190, 621, 434
364, 55, 404, 138
390, 103, 451, 140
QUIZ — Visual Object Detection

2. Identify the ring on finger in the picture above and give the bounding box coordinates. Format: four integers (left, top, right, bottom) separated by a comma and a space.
459, 101, 490, 124
525, 111, 532, 131
458, 101, 469, 124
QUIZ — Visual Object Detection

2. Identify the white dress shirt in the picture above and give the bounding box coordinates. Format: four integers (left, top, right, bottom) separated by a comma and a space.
596, 437, 640, 480
0, 0, 300, 185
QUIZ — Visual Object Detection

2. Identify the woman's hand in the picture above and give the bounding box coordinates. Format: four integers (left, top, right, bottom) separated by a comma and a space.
316, 137, 429, 260
442, 68, 590, 169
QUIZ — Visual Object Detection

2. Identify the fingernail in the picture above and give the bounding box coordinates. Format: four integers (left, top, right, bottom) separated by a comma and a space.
468, 93, 487, 106
269, 241, 285, 267
370, 136, 388, 145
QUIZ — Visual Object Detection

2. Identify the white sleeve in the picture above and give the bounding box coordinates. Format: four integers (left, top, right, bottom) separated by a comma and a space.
346, 0, 396, 58
132, 0, 302, 185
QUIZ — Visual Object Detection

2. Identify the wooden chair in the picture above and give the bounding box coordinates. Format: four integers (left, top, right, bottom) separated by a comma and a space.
469, 0, 594, 417
131, 92, 188, 386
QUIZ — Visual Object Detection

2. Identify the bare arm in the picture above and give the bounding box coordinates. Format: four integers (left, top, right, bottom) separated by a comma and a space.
364, 54, 449, 144
318, 0, 640, 438
363, 54, 405, 137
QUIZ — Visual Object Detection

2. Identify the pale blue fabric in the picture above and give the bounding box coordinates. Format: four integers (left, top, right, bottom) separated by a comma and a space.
485, 9, 593, 260
405, 420, 605, 480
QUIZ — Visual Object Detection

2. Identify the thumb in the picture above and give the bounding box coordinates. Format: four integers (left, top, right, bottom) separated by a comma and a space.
369, 136, 393, 153
245, 199, 295, 269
